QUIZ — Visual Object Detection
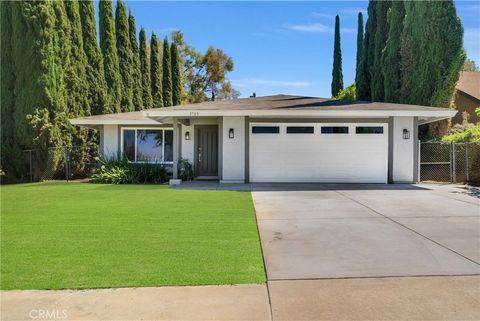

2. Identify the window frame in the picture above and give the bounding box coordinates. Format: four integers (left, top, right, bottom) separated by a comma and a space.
320, 126, 349, 134
120, 127, 174, 164
355, 126, 384, 134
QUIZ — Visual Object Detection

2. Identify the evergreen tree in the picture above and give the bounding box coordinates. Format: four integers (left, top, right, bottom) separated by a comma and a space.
401, 1, 464, 107
355, 12, 364, 88
171, 42, 182, 106
331, 15, 343, 97
150, 33, 163, 107
162, 37, 173, 107
128, 11, 143, 110
371, 1, 392, 101
357, 0, 376, 101
79, 0, 110, 115
115, 0, 134, 112
1, 1, 19, 177
382, 1, 405, 103
139, 27, 153, 109
99, 0, 122, 113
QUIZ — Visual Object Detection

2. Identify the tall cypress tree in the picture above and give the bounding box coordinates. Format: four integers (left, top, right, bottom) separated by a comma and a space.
355, 12, 364, 88
139, 27, 153, 109
162, 37, 173, 107
128, 11, 143, 110
150, 33, 163, 107
171, 42, 182, 106
331, 15, 343, 97
382, 1, 405, 103
115, 0, 134, 112
79, 0, 110, 115
371, 1, 392, 101
357, 1, 376, 101
99, 0, 122, 113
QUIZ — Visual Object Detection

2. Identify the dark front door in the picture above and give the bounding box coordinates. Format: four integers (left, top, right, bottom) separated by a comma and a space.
195, 125, 218, 177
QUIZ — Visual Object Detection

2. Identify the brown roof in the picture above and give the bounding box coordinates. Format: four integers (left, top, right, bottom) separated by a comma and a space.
147, 94, 449, 112
456, 71, 480, 101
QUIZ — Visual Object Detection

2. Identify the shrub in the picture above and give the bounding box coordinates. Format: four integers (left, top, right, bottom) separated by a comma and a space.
442, 123, 480, 143
178, 158, 194, 181
91, 154, 168, 184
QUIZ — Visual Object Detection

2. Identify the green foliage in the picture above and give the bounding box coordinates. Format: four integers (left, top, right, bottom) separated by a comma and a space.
357, 1, 375, 101
79, 0, 110, 115
99, 0, 122, 112
171, 42, 182, 106
91, 155, 168, 184
331, 15, 343, 97
355, 12, 364, 86
150, 33, 163, 107
115, 0, 134, 112
463, 59, 479, 71
442, 124, 480, 143
370, 1, 391, 102
178, 158, 194, 181
335, 84, 357, 100
382, 1, 404, 103
128, 12, 143, 110
139, 28, 153, 109
201, 46, 234, 101
162, 37, 173, 107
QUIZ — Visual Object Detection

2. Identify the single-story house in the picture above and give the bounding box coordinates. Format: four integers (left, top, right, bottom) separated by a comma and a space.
452, 71, 480, 124
70, 94, 456, 184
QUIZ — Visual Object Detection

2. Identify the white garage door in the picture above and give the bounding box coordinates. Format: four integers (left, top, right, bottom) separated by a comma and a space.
249, 123, 388, 183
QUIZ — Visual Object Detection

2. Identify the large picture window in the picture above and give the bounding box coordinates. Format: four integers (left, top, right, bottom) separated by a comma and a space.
121, 128, 173, 163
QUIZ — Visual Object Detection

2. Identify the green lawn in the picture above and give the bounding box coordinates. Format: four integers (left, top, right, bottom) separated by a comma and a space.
1, 182, 265, 290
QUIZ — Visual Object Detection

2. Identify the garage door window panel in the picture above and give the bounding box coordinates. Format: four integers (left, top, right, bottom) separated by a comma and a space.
321, 126, 349, 134
356, 126, 384, 134
252, 126, 280, 134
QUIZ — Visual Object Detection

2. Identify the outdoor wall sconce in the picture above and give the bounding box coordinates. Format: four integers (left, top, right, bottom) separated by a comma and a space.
229, 128, 234, 139
403, 129, 410, 140
185, 131, 190, 140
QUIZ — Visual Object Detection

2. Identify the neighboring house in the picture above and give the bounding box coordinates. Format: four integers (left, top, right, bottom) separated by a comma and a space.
453, 71, 480, 124
70, 95, 455, 184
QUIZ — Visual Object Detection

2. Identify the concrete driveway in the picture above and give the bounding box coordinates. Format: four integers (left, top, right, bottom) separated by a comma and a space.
252, 183, 480, 280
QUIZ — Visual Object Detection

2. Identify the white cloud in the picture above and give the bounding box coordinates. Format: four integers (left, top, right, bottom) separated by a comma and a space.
232, 79, 312, 88
284, 23, 332, 33
311, 12, 335, 19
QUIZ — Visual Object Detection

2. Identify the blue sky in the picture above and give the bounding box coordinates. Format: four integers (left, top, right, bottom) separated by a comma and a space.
117, 1, 480, 98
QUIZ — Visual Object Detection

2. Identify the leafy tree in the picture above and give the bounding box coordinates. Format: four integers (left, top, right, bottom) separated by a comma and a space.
382, 1, 404, 103
200, 46, 234, 101
331, 15, 343, 97
79, 0, 110, 115
99, 0, 122, 112
128, 11, 143, 110
162, 37, 173, 107
355, 12, 364, 86
335, 84, 357, 100
115, 0, 134, 112
357, 1, 376, 100
371, 1, 391, 101
150, 33, 163, 107
171, 42, 182, 106
139, 27, 153, 109
463, 59, 479, 71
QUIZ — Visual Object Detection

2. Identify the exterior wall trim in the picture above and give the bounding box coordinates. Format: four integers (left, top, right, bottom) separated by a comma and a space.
388, 117, 394, 183
244, 116, 250, 183
248, 117, 388, 123
413, 116, 419, 182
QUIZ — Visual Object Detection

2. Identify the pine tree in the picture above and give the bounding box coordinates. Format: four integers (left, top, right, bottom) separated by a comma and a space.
114, 0, 134, 112
357, 1, 376, 101
139, 27, 153, 109
355, 12, 364, 88
171, 42, 182, 106
331, 15, 343, 97
162, 37, 173, 107
128, 11, 143, 110
150, 33, 163, 107
401, 1, 464, 107
99, 0, 122, 113
371, 1, 392, 101
382, 1, 405, 103
79, 0, 110, 115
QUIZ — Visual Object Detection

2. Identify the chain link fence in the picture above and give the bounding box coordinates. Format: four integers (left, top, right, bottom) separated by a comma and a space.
420, 142, 480, 184
20, 145, 99, 182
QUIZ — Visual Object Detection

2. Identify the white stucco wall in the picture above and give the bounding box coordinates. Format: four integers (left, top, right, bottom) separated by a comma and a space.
181, 124, 194, 163
221, 116, 245, 182
101, 125, 119, 157
392, 116, 415, 182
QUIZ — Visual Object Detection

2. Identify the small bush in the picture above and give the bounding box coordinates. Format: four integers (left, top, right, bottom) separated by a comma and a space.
178, 159, 194, 181
91, 154, 168, 184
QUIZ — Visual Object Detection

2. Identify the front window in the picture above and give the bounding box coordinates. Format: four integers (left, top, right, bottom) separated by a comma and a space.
122, 128, 173, 163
